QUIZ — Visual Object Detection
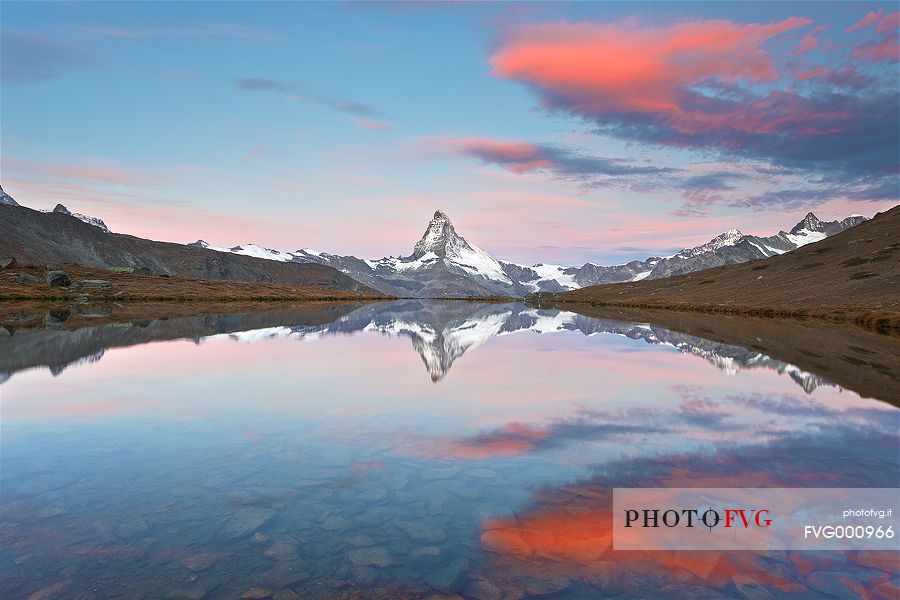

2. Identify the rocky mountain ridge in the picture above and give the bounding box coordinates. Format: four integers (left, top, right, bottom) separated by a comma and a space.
0, 185, 870, 298
193, 209, 867, 297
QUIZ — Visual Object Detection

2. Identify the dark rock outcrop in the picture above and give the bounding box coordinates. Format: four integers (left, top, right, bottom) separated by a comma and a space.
44, 270, 71, 287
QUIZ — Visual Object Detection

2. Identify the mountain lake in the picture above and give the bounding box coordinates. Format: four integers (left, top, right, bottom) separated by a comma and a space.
1, 300, 898, 599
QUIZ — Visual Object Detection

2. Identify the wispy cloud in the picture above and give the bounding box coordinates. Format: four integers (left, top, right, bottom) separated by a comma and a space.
1, 33, 92, 83
441, 136, 674, 185
1, 157, 158, 186
233, 77, 387, 124
235, 77, 291, 92
73, 24, 270, 40
353, 118, 393, 131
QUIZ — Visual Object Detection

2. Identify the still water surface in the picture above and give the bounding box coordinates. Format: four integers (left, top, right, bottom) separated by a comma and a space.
2, 301, 898, 599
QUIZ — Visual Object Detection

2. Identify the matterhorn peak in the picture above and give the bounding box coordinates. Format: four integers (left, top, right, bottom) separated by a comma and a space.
411, 209, 469, 259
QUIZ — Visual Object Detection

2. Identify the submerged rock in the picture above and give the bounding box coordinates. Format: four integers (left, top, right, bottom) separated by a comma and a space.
346, 534, 376, 547
182, 552, 217, 572
465, 469, 497, 479
461, 578, 503, 600
251, 532, 271, 544
395, 520, 447, 542
164, 589, 207, 600
351, 566, 379, 586
222, 508, 276, 539
261, 560, 308, 588
348, 546, 395, 568
358, 488, 388, 502
321, 516, 350, 531
264, 541, 299, 561
26, 580, 71, 600
115, 518, 149, 539
428, 563, 463, 593
421, 467, 460, 481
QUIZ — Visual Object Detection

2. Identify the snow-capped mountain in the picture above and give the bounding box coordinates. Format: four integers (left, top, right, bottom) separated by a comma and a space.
646, 212, 866, 279
47, 204, 111, 233
193, 210, 530, 297
190, 210, 867, 297
677, 228, 745, 258
0, 185, 18, 206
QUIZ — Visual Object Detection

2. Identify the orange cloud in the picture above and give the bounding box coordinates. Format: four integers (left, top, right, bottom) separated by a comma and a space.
490, 17, 812, 135
479, 478, 897, 596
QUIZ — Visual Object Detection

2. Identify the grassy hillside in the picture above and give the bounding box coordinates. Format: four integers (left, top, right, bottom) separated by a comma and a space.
0, 264, 390, 302
544, 206, 900, 329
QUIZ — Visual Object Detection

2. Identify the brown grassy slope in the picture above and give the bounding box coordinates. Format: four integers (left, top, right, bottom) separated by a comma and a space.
0, 264, 391, 302
533, 304, 900, 405
549, 205, 900, 329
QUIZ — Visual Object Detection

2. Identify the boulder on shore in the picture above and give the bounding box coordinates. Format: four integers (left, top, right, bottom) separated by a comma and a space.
79, 279, 112, 290
44, 270, 71, 287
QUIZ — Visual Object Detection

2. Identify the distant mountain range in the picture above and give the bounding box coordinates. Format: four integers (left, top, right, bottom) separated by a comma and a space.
0, 184, 868, 298
192, 209, 866, 297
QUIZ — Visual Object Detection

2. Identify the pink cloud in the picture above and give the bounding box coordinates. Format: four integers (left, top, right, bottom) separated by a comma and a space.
353, 117, 393, 131
440, 135, 671, 183
853, 37, 899, 62
490, 17, 813, 135
1, 156, 157, 185
246, 144, 270, 158
794, 33, 819, 55
793, 65, 831, 80
846, 10, 884, 33
447, 137, 550, 173
846, 10, 899, 63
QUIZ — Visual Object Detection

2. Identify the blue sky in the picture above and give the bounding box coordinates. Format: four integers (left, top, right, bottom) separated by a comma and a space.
2, 1, 898, 265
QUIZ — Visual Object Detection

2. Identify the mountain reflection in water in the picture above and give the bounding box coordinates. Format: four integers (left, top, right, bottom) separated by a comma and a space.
1, 300, 898, 599
0, 300, 841, 392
